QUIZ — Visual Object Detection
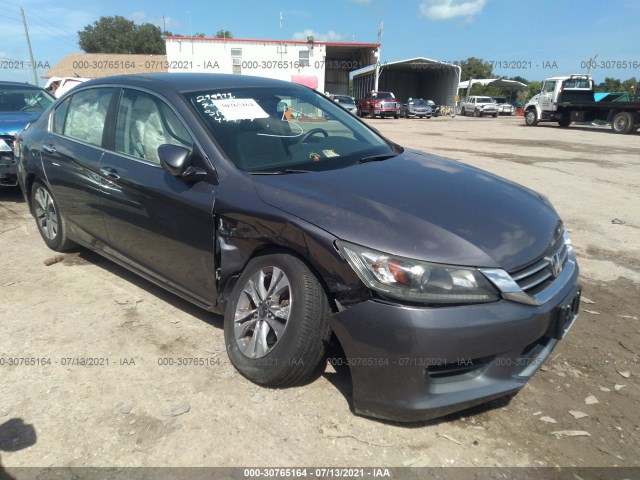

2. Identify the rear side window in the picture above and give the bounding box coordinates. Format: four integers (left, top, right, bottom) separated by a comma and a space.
114, 89, 193, 165
64, 88, 113, 146
52, 97, 70, 134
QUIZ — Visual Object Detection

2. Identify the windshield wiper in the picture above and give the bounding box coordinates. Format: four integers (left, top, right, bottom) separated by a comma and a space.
250, 168, 312, 175
356, 154, 398, 164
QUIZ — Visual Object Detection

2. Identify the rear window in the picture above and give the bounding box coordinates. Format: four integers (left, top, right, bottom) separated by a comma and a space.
563, 79, 592, 89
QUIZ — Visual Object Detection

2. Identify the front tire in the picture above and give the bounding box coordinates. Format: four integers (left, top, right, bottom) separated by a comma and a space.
31, 181, 75, 251
611, 112, 635, 134
558, 118, 571, 127
224, 254, 331, 387
525, 109, 539, 126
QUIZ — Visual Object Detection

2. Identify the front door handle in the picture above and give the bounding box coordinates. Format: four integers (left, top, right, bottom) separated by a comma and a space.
100, 166, 120, 180
42, 144, 56, 154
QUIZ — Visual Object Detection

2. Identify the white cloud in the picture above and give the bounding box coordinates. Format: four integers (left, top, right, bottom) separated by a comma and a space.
292, 29, 347, 42
130, 11, 146, 24
419, 0, 488, 21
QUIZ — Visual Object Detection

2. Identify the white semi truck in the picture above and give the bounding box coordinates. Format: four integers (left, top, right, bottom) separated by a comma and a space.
524, 74, 639, 134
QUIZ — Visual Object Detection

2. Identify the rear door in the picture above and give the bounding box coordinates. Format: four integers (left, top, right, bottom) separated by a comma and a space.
40, 87, 115, 244
98, 87, 218, 305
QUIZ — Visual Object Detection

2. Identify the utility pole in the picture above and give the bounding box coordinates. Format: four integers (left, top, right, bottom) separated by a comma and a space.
162, 16, 166, 34
374, 20, 383, 91
21, 8, 38, 86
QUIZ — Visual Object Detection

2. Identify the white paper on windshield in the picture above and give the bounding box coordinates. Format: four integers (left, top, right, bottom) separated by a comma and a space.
211, 99, 269, 121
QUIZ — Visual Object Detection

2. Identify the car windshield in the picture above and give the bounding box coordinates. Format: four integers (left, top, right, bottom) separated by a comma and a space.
188, 86, 394, 173
372, 92, 394, 100
477, 97, 494, 103
493, 98, 507, 104
410, 100, 428, 106
0, 87, 55, 113
334, 95, 355, 105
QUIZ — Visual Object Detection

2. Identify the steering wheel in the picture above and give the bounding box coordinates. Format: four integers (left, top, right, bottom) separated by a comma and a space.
300, 128, 329, 143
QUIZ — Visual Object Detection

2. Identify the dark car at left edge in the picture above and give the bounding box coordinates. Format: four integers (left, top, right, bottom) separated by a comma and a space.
16, 73, 581, 422
0, 81, 55, 187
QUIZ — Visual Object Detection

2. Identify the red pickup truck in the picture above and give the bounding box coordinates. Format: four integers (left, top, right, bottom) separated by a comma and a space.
357, 91, 401, 119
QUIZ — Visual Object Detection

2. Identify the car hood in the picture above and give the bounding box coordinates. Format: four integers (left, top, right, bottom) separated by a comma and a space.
0, 112, 42, 136
252, 149, 560, 270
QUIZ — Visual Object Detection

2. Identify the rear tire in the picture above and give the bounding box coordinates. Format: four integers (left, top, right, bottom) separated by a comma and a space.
224, 254, 331, 387
492, 113, 498, 118
611, 112, 635, 134
30, 181, 75, 252
525, 109, 539, 126
461, 107, 466, 116
558, 118, 571, 127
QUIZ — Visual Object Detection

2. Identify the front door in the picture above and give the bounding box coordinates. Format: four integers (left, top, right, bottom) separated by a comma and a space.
98, 88, 218, 305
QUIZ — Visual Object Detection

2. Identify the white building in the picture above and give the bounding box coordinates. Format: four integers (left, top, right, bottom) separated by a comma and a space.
165, 36, 380, 95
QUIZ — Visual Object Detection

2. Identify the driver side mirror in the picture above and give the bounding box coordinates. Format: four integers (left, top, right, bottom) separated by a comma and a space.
159, 144, 207, 181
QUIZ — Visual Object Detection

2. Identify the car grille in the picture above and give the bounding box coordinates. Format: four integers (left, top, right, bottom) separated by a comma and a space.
382, 102, 396, 108
509, 235, 569, 295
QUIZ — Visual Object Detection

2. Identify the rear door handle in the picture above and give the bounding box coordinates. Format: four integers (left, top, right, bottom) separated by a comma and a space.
42, 144, 56, 154
100, 166, 120, 180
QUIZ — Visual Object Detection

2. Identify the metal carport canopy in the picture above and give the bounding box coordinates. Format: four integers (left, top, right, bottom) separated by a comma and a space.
351, 57, 461, 107
458, 78, 527, 90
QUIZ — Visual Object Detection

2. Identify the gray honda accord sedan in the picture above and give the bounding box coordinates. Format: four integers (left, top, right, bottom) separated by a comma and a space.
16, 73, 581, 422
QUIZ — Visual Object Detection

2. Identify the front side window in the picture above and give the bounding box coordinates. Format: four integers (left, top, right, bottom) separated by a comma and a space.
543, 81, 556, 93
115, 89, 193, 164
188, 86, 394, 173
64, 88, 113, 146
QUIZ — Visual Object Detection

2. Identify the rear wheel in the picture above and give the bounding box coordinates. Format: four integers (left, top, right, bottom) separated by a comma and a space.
224, 254, 331, 387
558, 118, 571, 127
525, 109, 539, 126
492, 113, 498, 118
611, 112, 635, 134
461, 107, 466, 116
30, 181, 75, 251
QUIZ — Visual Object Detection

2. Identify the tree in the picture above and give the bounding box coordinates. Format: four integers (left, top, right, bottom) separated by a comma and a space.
78, 16, 166, 54
193, 32, 206, 38
215, 29, 233, 39
459, 57, 493, 82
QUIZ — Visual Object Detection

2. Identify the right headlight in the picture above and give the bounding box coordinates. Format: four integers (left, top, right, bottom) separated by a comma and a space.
336, 240, 500, 305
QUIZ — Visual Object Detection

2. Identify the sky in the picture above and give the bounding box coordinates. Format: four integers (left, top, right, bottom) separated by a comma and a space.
1, 0, 639, 86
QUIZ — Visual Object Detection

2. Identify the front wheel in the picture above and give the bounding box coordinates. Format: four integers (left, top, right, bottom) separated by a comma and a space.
558, 119, 571, 127
525, 109, 539, 126
492, 113, 498, 118
611, 112, 635, 134
224, 254, 331, 387
30, 181, 75, 251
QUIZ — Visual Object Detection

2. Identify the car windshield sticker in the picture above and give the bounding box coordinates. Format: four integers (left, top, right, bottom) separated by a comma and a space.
322, 149, 339, 158
211, 99, 269, 122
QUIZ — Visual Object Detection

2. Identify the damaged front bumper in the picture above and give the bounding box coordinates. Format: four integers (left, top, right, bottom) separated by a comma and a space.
329, 265, 580, 422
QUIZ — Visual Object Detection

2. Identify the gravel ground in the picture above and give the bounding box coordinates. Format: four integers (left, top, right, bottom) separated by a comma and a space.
0, 115, 638, 471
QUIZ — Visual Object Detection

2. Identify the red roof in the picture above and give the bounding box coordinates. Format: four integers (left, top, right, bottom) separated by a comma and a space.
165, 36, 380, 48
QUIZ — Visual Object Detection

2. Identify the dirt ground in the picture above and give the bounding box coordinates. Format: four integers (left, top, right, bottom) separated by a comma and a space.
0, 115, 638, 470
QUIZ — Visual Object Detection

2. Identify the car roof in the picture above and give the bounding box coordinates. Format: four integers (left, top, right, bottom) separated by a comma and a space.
0, 81, 44, 91
79, 73, 305, 94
